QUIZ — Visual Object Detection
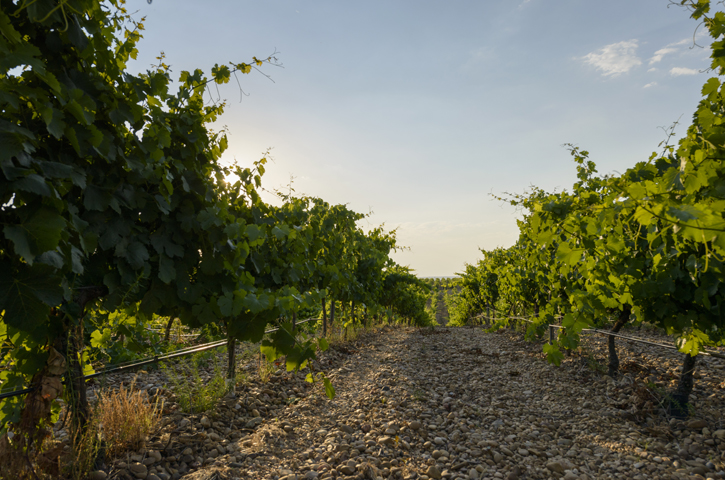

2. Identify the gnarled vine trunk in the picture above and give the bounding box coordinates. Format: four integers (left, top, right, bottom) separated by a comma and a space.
0, 345, 66, 480
669, 353, 698, 418
164, 317, 176, 343
225, 319, 236, 391
322, 302, 328, 337
607, 305, 631, 377
61, 286, 107, 435
63, 322, 89, 434
330, 301, 336, 335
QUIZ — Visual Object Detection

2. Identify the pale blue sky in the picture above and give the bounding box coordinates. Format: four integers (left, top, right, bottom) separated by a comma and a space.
126, 0, 712, 276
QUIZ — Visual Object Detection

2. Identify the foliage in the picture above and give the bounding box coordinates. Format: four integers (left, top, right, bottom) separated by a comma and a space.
0, 2, 426, 472
0, 0, 279, 441
379, 266, 433, 326
88, 310, 166, 365
457, 0, 725, 367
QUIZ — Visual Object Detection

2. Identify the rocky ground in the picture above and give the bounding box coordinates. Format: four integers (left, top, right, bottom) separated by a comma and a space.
80, 325, 725, 480
434, 292, 450, 326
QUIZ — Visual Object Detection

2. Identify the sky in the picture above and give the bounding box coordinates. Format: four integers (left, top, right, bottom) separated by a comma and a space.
125, 0, 714, 276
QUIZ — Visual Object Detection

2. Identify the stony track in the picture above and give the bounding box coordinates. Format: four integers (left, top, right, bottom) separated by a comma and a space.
99, 326, 725, 480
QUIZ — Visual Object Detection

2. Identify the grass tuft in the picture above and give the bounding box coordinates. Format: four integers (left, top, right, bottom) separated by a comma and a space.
258, 352, 276, 383
162, 353, 227, 413
95, 378, 163, 457
67, 424, 103, 480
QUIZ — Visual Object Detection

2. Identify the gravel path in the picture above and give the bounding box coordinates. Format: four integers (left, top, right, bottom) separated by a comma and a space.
102, 326, 725, 480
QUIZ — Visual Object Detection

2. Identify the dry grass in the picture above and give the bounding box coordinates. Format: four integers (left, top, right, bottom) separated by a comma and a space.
60, 379, 163, 479
326, 322, 371, 346
67, 425, 103, 480
258, 353, 276, 383
94, 378, 163, 457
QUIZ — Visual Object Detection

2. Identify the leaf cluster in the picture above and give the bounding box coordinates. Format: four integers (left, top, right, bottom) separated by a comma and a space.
455, 0, 725, 363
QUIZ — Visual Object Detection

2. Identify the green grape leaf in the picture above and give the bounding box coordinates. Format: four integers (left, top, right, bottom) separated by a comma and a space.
15, 174, 51, 196
243, 293, 272, 314
211, 64, 231, 84
125, 241, 149, 270
323, 377, 336, 399
3, 208, 66, 264
260, 344, 281, 363
15, 348, 49, 376
0, 263, 63, 329
245, 224, 264, 244
158, 254, 176, 283
543, 343, 564, 366
556, 243, 582, 266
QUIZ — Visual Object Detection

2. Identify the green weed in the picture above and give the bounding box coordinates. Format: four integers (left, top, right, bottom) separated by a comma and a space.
162, 353, 227, 413
412, 388, 427, 402
586, 356, 606, 375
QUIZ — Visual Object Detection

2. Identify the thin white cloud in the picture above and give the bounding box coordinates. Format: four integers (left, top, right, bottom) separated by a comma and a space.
649, 39, 690, 65
649, 47, 678, 65
582, 40, 642, 77
518, 0, 533, 10
643, 82, 657, 88
647, 67, 657, 72
670, 67, 699, 76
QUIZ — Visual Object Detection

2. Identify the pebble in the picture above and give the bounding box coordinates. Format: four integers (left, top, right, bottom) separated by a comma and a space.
245, 416, 263, 428
687, 419, 708, 430
128, 462, 148, 479
54, 327, 725, 480
378, 436, 395, 445
426, 465, 442, 479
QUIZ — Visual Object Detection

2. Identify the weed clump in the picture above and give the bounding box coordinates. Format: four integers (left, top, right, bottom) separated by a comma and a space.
162, 352, 227, 413
94, 379, 163, 457
60, 378, 163, 480
258, 353, 276, 383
